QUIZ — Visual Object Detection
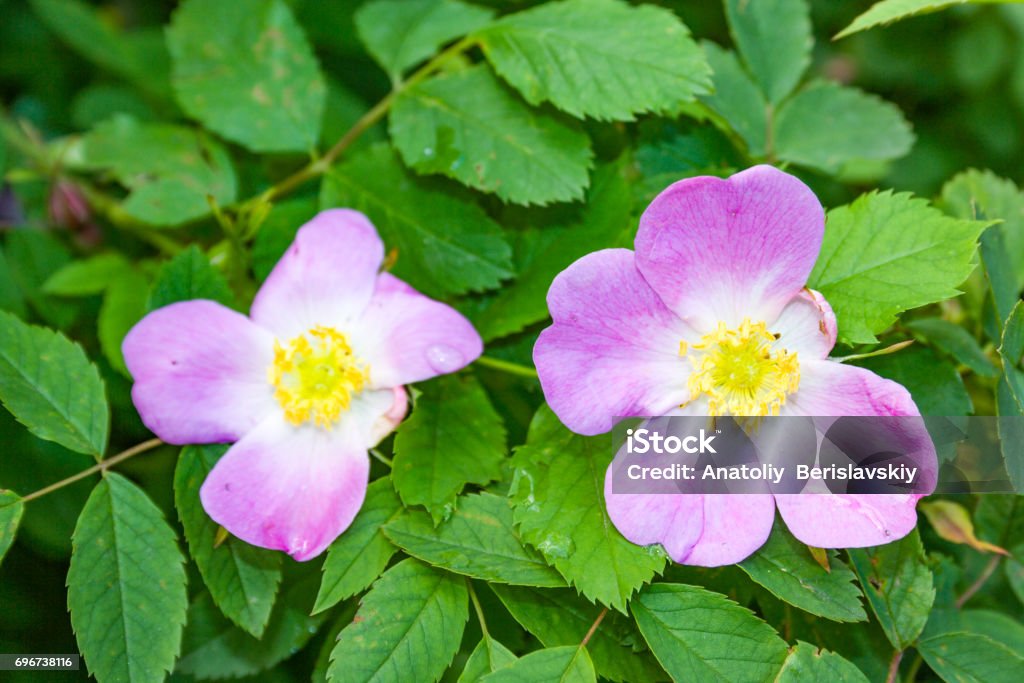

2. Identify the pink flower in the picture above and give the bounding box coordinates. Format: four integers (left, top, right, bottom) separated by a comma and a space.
533, 166, 936, 566
123, 210, 482, 560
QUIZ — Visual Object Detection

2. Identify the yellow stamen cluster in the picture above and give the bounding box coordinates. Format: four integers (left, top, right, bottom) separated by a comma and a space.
268, 326, 369, 428
682, 319, 800, 417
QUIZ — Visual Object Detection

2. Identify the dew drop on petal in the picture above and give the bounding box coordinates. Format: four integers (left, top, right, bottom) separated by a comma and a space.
426, 344, 464, 373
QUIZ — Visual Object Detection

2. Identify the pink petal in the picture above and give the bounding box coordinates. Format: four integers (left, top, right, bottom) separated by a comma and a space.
250, 209, 384, 339
682, 495, 777, 566
199, 388, 399, 561
771, 289, 836, 359
352, 274, 482, 388
776, 360, 935, 548
635, 165, 824, 330
534, 249, 695, 436
122, 300, 276, 445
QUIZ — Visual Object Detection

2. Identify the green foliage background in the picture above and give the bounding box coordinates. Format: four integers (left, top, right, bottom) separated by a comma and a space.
1, 0, 1024, 682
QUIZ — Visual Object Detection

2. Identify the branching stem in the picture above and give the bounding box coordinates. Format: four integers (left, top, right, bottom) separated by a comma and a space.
20, 438, 164, 503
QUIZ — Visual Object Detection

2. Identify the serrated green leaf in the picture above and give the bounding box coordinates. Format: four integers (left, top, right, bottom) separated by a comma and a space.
99, 269, 149, 376
42, 253, 132, 297
631, 583, 788, 682
775, 642, 870, 683
76, 117, 237, 227
982, 226, 1022, 335
474, 160, 632, 341
836, 0, 985, 39
68, 473, 188, 683
147, 245, 234, 312
848, 528, 935, 649
699, 42, 768, 156
476, 0, 710, 121
390, 64, 593, 206
924, 608, 1024, 653
491, 584, 666, 683
168, 0, 326, 152
774, 81, 914, 174
998, 301, 1024, 411
356, 0, 494, 82
738, 523, 866, 622
906, 317, 999, 377
327, 558, 468, 683
724, 0, 811, 104
384, 493, 565, 587
458, 636, 517, 683
480, 646, 595, 683
321, 144, 514, 297
918, 632, 1024, 683
808, 191, 988, 344
0, 489, 23, 566
314, 477, 402, 614
392, 374, 506, 523
855, 346, 973, 415
510, 405, 665, 612
0, 310, 108, 456
175, 445, 282, 638
176, 577, 326, 680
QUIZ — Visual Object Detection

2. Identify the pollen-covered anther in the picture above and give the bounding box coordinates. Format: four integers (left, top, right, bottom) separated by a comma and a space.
682, 319, 800, 417
268, 326, 370, 428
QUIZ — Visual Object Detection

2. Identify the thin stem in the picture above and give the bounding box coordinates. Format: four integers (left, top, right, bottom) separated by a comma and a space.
955, 555, 1002, 608
467, 581, 490, 639
579, 608, 608, 648
20, 438, 164, 503
885, 649, 904, 683
370, 449, 393, 468
903, 653, 923, 683
834, 339, 915, 363
474, 356, 539, 379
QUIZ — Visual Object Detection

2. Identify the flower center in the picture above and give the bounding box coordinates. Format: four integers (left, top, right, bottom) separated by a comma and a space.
268, 326, 369, 428
681, 319, 799, 417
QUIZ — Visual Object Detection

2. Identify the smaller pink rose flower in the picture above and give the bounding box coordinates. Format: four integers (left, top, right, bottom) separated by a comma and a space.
123, 209, 482, 560
533, 165, 937, 566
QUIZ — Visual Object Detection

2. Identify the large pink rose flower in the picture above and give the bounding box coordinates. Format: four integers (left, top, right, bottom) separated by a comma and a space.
123, 209, 482, 561
533, 165, 936, 566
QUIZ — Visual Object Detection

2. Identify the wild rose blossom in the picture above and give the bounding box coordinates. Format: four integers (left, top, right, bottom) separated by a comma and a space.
123, 209, 482, 560
533, 165, 937, 566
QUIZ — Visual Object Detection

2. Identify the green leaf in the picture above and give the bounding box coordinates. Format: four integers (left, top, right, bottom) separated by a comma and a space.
998, 301, 1024, 411
917, 632, 1024, 683
491, 584, 666, 683
392, 374, 506, 523
76, 117, 237, 227
808, 191, 989, 344
68, 473, 188, 683
458, 637, 518, 683
356, 0, 494, 82
327, 558, 468, 683
773, 81, 914, 174
0, 310, 108, 457
389, 64, 593, 206
974, 495, 1024, 561
855, 346, 973, 415
99, 269, 149, 376
836, 0, 981, 39
847, 529, 935, 649
511, 405, 665, 611
699, 42, 768, 157
176, 577, 327, 680
480, 646, 596, 683
774, 642, 870, 683
0, 489, 23, 566
175, 445, 282, 638
42, 253, 132, 297
168, 0, 326, 152
314, 477, 402, 614
940, 169, 1024, 290
147, 245, 234, 312
384, 493, 565, 587
474, 160, 633, 341
321, 144, 514, 297
924, 608, 1024, 653
476, 0, 710, 121
981, 226, 1021, 333
724, 0, 811, 104
631, 583, 789, 682
906, 317, 999, 377
738, 523, 866, 622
